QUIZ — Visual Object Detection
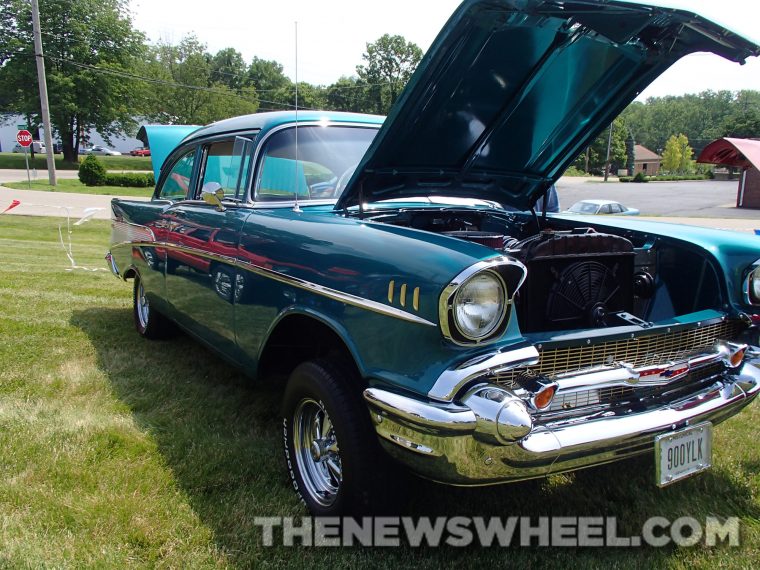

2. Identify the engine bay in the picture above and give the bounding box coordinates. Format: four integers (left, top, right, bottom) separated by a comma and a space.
363, 207, 723, 334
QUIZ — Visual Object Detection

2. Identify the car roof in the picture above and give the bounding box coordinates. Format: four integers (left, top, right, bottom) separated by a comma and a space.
577, 199, 618, 206
182, 111, 385, 144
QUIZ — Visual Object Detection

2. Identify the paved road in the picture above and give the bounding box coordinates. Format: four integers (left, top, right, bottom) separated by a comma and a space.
0, 169, 80, 183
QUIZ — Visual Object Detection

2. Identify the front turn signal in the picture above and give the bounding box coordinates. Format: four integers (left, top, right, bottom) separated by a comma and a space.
531, 384, 557, 410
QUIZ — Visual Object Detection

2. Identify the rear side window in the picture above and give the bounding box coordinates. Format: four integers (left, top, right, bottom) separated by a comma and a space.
158, 149, 196, 200
199, 137, 254, 200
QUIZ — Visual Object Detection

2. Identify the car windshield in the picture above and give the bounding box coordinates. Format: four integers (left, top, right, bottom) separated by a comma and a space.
255, 125, 378, 202
569, 202, 599, 214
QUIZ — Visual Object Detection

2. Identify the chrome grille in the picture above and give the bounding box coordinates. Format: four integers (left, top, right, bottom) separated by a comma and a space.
495, 319, 743, 387
547, 361, 726, 413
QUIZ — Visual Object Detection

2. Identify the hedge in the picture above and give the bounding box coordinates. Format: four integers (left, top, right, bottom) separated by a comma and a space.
104, 172, 155, 187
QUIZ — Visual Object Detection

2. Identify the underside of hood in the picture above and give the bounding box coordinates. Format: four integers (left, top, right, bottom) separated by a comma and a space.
336, 0, 759, 211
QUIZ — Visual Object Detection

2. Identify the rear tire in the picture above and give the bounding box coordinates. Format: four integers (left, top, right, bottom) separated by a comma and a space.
133, 275, 175, 339
282, 358, 401, 516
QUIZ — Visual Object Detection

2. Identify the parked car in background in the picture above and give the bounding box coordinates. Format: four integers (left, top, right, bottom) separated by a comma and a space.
107, 0, 760, 517
86, 145, 122, 156
130, 146, 151, 157
566, 199, 640, 216
13, 141, 46, 153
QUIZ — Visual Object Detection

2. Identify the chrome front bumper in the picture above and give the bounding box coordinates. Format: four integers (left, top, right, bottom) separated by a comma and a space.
364, 359, 760, 485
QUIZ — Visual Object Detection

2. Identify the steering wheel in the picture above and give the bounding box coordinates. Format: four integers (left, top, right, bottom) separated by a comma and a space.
334, 163, 359, 197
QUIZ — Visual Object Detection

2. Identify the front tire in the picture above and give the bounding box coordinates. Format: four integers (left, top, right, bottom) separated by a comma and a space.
282, 358, 397, 516
133, 275, 175, 339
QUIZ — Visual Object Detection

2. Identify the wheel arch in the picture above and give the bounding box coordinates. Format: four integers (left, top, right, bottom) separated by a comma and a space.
257, 308, 366, 384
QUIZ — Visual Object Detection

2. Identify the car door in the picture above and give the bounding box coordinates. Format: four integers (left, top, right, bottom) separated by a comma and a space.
164, 136, 255, 361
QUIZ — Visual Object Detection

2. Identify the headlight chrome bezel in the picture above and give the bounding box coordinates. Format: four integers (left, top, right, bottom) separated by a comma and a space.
439, 257, 527, 345
452, 270, 507, 341
745, 261, 760, 306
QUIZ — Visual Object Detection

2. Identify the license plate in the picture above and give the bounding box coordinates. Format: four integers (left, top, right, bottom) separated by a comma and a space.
655, 422, 712, 487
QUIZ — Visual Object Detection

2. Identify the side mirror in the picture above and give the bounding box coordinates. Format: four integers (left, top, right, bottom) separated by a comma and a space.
201, 182, 226, 211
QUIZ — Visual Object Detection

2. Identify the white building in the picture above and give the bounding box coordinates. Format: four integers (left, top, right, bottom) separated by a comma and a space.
0, 113, 143, 153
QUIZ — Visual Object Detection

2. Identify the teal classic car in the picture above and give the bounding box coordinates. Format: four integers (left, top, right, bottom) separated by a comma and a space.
107, 0, 760, 515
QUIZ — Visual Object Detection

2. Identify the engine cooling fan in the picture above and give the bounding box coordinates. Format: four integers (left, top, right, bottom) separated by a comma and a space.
545, 261, 622, 328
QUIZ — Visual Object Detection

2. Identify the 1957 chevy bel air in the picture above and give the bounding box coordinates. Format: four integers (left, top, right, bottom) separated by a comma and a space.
107, 0, 760, 515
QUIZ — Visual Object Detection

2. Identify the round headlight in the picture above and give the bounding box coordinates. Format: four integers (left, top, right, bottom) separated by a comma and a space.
453, 271, 506, 339
750, 268, 760, 304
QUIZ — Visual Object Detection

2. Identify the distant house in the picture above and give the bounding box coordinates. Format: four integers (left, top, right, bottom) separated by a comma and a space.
698, 137, 760, 209
633, 144, 661, 176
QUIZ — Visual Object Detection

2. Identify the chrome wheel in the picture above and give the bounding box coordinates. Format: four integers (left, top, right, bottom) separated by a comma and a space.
293, 398, 342, 507
136, 282, 150, 329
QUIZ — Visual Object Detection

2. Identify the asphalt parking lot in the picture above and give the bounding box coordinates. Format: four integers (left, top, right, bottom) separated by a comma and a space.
555, 177, 759, 219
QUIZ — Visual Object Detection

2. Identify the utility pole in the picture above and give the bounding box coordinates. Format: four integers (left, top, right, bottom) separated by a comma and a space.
603, 122, 613, 182
31, 0, 57, 186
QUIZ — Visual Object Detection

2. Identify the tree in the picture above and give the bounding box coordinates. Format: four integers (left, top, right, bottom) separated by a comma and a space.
620, 90, 759, 155
661, 135, 682, 172
0, 0, 146, 162
722, 109, 760, 139
267, 82, 326, 112
140, 37, 258, 125
356, 34, 423, 115
722, 92, 760, 139
325, 76, 370, 113
676, 133, 694, 173
572, 116, 627, 174
245, 57, 291, 94
210, 48, 247, 90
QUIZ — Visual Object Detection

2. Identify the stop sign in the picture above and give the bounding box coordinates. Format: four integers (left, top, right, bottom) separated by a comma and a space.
16, 130, 33, 147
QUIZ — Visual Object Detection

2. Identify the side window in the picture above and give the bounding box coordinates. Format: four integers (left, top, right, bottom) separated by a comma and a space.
611, 203, 623, 213
158, 149, 196, 200
599, 204, 612, 214
199, 137, 253, 200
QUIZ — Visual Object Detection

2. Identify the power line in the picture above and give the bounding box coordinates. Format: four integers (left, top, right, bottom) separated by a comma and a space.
40, 53, 310, 110
15, 28, 410, 95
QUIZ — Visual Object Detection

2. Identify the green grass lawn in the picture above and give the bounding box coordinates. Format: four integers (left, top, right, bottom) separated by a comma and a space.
2, 178, 153, 197
0, 214, 758, 568
0, 152, 152, 171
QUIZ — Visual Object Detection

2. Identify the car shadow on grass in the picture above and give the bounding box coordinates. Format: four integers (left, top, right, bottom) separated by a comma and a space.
72, 307, 759, 567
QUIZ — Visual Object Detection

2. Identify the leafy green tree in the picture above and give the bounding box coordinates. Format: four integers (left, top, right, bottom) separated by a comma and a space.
356, 34, 423, 115
210, 48, 247, 90
245, 57, 291, 94
325, 76, 370, 113
572, 116, 627, 174
722, 92, 760, 138
0, 0, 146, 162
722, 109, 760, 138
265, 82, 326, 112
621, 90, 758, 154
661, 135, 682, 172
676, 133, 694, 173
140, 36, 258, 124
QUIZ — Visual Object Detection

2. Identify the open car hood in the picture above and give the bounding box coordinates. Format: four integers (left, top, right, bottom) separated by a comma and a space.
336, 0, 759, 211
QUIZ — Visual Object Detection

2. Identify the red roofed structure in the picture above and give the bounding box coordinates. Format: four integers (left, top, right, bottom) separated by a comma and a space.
697, 138, 760, 209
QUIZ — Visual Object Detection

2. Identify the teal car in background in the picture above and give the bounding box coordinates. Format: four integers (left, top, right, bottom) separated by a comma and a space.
107, 0, 760, 516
